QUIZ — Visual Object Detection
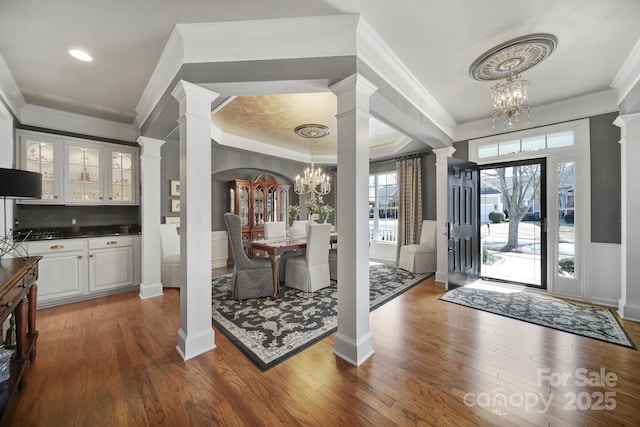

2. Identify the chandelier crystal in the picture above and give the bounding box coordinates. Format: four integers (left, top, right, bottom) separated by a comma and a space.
294, 162, 330, 203
469, 34, 557, 130
491, 74, 530, 129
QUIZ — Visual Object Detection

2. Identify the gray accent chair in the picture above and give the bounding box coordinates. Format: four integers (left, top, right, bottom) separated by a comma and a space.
224, 213, 273, 299
285, 223, 331, 292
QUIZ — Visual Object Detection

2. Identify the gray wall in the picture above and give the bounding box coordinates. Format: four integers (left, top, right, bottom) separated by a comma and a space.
590, 112, 621, 244
161, 140, 306, 231
452, 112, 621, 244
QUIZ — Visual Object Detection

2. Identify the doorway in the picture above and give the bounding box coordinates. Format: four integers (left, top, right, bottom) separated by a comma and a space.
479, 158, 547, 288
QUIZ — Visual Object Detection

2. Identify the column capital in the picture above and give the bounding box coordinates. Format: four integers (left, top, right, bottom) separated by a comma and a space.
432, 146, 456, 161
329, 73, 377, 98
615, 113, 640, 139
137, 136, 166, 148
171, 80, 220, 103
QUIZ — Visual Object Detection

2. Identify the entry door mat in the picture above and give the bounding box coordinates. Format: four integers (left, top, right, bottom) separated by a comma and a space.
211, 264, 430, 370
440, 284, 636, 349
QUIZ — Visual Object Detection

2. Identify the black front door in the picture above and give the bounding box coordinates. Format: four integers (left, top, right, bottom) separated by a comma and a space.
447, 159, 479, 289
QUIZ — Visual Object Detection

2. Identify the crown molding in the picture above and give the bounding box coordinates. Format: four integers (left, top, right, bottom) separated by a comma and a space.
355, 18, 457, 139
135, 15, 360, 131
454, 89, 618, 142
611, 35, 640, 105
20, 104, 139, 142
134, 26, 185, 129
0, 52, 26, 118
369, 134, 413, 159
211, 123, 312, 164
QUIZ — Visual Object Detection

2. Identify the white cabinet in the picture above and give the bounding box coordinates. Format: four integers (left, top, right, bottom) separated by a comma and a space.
24, 235, 140, 308
26, 239, 84, 304
19, 133, 64, 202
88, 236, 134, 292
17, 129, 139, 205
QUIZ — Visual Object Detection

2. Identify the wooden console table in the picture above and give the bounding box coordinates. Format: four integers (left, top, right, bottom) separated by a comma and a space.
0, 256, 41, 425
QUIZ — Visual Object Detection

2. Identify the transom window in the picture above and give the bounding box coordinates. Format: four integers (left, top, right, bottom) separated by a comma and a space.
477, 130, 574, 159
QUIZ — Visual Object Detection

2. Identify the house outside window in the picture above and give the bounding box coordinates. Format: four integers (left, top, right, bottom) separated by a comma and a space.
369, 171, 398, 242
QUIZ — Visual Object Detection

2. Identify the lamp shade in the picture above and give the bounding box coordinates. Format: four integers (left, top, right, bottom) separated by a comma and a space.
0, 168, 42, 199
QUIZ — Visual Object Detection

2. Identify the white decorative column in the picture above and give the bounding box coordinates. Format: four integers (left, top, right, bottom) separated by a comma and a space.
171, 80, 218, 360
330, 73, 377, 366
432, 146, 456, 287
615, 113, 640, 321
137, 136, 166, 299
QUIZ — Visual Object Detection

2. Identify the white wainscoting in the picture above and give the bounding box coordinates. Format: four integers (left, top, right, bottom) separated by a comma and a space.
586, 242, 620, 307
212, 231, 228, 269
369, 241, 397, 264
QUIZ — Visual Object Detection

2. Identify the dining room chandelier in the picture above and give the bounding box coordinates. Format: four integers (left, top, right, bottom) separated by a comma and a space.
293, 124, 331, 202
469, 34, 557, 129
294, 162, 330, 202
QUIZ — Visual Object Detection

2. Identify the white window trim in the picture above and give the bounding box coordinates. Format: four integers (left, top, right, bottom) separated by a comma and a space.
469, 119, 591, 300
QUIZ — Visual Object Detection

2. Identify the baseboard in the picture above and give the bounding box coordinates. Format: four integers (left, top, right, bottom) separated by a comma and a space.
176, 327, 217, 361
618, 301, 640, 322
139, 282, 164, 300
590, 297, 618, 308
333, 331, 374, 366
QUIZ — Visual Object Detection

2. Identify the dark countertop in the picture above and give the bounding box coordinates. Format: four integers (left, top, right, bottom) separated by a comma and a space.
14, 224, 141, 241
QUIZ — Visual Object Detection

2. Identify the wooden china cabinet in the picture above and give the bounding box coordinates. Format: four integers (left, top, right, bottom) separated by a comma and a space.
227, 174, 289, 264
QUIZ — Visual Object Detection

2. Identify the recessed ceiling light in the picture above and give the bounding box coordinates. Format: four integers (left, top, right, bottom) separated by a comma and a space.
69, 49, 92, 62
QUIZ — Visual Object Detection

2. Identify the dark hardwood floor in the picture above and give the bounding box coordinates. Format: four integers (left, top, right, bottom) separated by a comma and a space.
8, 273, 640, 426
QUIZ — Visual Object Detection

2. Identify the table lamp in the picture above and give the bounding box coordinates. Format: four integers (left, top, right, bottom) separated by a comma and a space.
0, 168, 42, 259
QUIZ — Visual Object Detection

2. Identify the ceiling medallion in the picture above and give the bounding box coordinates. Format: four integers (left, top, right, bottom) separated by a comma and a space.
294, 124, 331, 139
469, 34, 558, 129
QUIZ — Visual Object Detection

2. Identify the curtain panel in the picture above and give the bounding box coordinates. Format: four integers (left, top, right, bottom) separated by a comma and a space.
396, 156, 423, 262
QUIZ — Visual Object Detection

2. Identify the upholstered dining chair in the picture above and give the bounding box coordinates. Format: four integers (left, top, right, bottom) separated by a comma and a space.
159, 223, 180, 288
284, 223, 331, 292
398, 220, 437, 274
328, 247, 337, 282
289, 220, 308, 238
263, 220, 303, 283
263, 221, 286, 239
224, 213, 273, 299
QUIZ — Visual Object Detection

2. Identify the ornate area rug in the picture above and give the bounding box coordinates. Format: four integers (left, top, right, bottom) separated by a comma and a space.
211, 264, 429, 370
440, 284, 636, 349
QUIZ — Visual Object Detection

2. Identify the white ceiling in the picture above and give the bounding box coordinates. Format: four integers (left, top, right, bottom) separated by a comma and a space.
1, 1, 639, 155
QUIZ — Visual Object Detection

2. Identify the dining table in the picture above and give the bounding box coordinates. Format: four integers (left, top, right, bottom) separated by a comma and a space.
246, 233, 338, 297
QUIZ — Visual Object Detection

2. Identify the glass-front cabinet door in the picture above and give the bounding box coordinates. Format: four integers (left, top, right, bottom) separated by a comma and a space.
266, 186, 277, 222
278, 188, 288, 222
104, 146, 138, 205
66, 143, 102, 203
239, 184, 250, 226
19, 134, 64, 203
253, 185, 265, 226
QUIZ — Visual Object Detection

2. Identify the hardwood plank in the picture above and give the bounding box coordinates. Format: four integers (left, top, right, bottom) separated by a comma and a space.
8, 274, 640, 426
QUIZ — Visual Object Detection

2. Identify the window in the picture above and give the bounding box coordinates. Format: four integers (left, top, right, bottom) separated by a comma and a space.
476, 130, 575, 159
470, 119, 589, 300
369, 171, 398, 242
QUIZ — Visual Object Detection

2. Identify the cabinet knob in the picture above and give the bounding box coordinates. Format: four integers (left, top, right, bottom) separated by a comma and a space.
89, 254, 94, 258
54, 195, 59, 199
77, 255, 83, 259
2, 301, 12, 308
109, 197, 113, 200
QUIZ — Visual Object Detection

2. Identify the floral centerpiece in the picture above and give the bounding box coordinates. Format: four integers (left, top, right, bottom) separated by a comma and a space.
319, 204, 334, 223
304, 198, 321, 218
286, 205, 301, 224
